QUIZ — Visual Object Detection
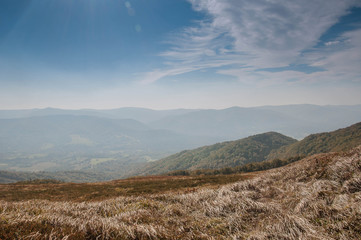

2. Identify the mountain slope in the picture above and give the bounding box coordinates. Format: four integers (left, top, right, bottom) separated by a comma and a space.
1, 146, 360, 239
133, 121, 361, 177
268, 121, 361, 160
133, 132, 297, 176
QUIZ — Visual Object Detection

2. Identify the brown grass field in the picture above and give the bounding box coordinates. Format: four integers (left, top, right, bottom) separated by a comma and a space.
0, 173, 256, 202
0, 146, 360, 239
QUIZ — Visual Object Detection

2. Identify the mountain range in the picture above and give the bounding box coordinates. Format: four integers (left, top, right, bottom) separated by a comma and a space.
2, 105, 361, 140
0, 104, 360, 181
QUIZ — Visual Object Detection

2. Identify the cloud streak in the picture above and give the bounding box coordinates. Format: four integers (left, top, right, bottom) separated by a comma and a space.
142, 0, 361, 85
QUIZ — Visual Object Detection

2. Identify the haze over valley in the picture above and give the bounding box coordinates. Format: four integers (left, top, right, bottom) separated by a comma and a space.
1, 0, 361, 239
0, 104, 360, 182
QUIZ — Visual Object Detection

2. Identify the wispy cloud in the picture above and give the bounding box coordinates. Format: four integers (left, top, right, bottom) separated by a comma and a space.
141, 0, 361, 85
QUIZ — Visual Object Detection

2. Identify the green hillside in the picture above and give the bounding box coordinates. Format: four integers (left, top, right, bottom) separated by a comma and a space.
133, 132, 297, 176
267, 121, 361, 160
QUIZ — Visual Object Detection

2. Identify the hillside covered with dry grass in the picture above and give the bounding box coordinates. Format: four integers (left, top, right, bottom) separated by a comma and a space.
1, 146, 360, 239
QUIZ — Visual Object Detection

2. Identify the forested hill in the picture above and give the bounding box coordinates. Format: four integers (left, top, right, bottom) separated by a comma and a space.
132, 132, 297, 176
132, 122, 361, 177
267, 121, 361, 160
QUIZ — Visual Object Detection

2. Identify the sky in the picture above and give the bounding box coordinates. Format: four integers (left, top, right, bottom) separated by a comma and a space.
0, 0, 361, 110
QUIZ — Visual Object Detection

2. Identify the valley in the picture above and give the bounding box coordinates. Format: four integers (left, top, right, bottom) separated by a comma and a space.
1, 105, 361, 183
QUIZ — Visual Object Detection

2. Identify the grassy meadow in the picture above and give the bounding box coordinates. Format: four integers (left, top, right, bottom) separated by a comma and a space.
1, 146, 360, 239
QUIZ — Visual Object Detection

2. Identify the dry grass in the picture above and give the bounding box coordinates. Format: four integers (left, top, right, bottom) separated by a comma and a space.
1, 146, 361, 239
0, 174, 252, 202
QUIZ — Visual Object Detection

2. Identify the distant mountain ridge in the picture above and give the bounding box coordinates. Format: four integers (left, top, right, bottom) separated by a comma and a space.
149, 105, 361, 140
1, 105, 361, 140
0, 107, 198, 123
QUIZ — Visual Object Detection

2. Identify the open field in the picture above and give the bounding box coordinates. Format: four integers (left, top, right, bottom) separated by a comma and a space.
0, 146, 360, 239
0, 173, 255, 202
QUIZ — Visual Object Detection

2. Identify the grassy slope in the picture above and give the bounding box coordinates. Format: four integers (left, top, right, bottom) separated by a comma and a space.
133, 132, 297, 176
0, 174, 255, 202
268, 121, 361, 160
0, 146, 360, 239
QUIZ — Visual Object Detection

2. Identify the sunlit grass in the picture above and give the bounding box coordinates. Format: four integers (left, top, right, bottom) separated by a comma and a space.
0, 174, 251, 202
0, 146, 360, 239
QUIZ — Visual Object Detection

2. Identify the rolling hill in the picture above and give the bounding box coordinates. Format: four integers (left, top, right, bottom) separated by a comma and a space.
267, 121, 361, 160
132, 122, 361, 177
131, 132, 297, 176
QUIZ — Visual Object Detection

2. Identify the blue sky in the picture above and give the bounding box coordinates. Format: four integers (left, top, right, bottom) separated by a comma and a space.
1, 0, 361, 109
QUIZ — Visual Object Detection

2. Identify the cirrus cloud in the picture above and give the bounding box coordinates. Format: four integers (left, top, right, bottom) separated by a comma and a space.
142, 0, 361, 85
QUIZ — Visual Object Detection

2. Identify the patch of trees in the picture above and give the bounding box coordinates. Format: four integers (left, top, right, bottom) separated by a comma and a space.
167, 155, 304, 176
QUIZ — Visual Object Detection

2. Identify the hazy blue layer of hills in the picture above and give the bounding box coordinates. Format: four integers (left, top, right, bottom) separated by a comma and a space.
2, 105, 360, 140
0, 115, 214, 174
0, 107, 198, 123
150, 105, 361, 140
0, 104, 360, 181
